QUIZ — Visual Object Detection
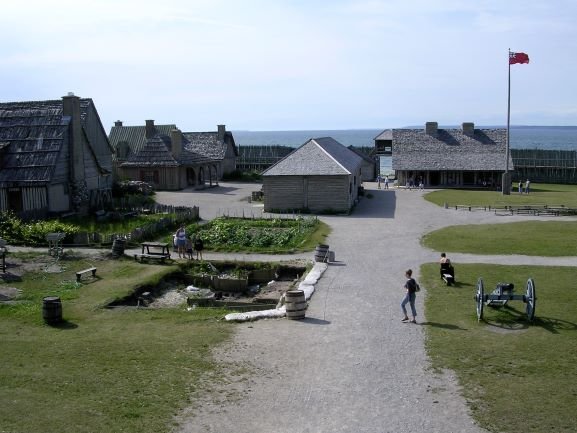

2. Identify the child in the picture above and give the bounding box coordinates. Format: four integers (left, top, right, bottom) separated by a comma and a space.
194, 236, 204, 260
185, 236, 194, 260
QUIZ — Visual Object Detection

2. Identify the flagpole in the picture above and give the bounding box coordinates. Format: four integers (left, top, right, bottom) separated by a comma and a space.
503, 49, 512, 195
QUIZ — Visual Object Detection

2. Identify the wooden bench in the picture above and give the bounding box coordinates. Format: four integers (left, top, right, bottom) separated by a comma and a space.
134, 253, 169, 264
442, 273, 454, 286
76, 267, 97, 282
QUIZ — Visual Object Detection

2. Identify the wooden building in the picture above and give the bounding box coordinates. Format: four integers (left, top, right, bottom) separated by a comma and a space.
262, 137, 363, 213
109, 122, 237, 190
0, 94, 113, 218
348, 146, 377, 182
391, 122, 511, 187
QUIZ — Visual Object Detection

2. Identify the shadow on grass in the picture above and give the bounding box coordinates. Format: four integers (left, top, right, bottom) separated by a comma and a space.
533, 316, 577, 334
46, 319, 78, 330
420, 321, 468, 330
480, 305, 577, 333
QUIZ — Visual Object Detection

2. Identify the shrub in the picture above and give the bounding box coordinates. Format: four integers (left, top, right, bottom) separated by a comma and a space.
0, 211, 79, 246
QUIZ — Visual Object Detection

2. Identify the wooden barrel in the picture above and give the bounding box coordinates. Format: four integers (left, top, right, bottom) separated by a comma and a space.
285, 290, 306, 320
111, 238, 126, 257
42, 296, 62, 325
314, 244, 329, 262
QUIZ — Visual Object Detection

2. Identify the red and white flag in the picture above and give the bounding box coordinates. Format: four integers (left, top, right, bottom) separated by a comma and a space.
509, 52, 530, 65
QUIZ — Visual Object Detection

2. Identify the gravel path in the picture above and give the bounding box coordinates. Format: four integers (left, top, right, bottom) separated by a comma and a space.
167, 184, 575, 433
8, 183, 571, 432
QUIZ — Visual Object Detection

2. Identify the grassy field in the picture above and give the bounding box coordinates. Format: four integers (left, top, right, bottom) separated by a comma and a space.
422, 220, 577, 256
425, 183, 577, 208
421, 263, 577, 433
0, 255, 231, 433
422, 183, 577, 256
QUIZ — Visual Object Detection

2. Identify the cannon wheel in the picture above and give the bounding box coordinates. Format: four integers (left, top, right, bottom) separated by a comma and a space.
475, 277, 485, 321
525, 278, 536, 321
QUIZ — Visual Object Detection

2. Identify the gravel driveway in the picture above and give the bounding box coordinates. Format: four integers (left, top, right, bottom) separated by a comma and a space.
156, 183, 575, 433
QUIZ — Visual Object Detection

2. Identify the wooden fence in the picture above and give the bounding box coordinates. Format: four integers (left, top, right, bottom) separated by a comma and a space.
65, 205, 199, 247
511, 149, 577, 184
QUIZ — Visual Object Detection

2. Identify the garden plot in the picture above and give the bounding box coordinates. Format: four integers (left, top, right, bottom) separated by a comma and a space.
108, 260, 309, 310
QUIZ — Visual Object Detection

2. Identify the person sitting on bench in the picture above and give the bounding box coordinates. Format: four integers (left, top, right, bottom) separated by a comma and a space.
439, 253, 455, 282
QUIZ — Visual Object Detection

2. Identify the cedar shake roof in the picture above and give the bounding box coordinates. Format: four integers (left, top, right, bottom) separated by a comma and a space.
110, 124, 228, 167
348, 145, 375, 164
110, 124, 177, 160
0, 98, 108, 185
262, 137, 363, 176
374, 129, 392, 140
121, 136, 179, 167
183, 131, 237, 159
392, 127, 512, 171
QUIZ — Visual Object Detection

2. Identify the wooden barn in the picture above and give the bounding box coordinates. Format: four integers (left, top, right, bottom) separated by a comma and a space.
109, 121, 237, 190
262, 137, 363, 213
0, 94, 113, 218
391, 122, 512, 188
348, 146, 377, 182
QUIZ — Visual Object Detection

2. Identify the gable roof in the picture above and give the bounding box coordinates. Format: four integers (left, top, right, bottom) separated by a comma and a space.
0, 98, 106, 185
183, 131, 237, 159
348, 145, 375, 164
392, 127, 512, 171
374, 129, 392, 141
262, 137, 363, 176
110, 124, 229, 167
109, 124, 176, 161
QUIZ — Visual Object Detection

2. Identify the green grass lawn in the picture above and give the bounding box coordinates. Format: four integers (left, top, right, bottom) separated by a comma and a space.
0, 257, 231, 433
421, 263, 577, 433
425, 183, 577, 208
422, 220, 577, 256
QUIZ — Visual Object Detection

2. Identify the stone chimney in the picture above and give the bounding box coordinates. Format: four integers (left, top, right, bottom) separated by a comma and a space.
170, 128, 182, 159
114, 120, 123, 127
217, 124, 226, 141
62, 93, 84, 183
145, 119, 155, 139
462, 122, 475, 136
425, 122, 438, 135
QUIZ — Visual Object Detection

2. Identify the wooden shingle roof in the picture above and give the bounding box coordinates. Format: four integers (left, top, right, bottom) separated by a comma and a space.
110, 125, 221, 167
263, 137, 363, 176
392, 127, 512, 171
182, 131, 237, 159
120, 136, 179, 167
0, 98, 96, 185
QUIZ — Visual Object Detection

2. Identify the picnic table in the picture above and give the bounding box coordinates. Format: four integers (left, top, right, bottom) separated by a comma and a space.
135, 242, 171, 263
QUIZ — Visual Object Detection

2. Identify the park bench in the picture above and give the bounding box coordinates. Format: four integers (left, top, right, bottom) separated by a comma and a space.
440, 262, 455, 286
134, 253, 169, 263
76, 267, 97, 282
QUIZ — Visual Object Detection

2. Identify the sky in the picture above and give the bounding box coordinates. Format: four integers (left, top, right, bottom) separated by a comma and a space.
1, 0, 576, 131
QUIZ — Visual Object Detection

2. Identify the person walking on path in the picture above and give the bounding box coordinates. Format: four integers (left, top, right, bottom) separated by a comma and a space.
377, 175, 382, 189
401, 269, 418, 323
518, 180, 523, 193
384, 176, 389, 189
525, 179, 531, 194
175, 226, 187, 259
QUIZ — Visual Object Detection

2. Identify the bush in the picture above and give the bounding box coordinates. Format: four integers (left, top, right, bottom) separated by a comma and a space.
0, 211, 79, 246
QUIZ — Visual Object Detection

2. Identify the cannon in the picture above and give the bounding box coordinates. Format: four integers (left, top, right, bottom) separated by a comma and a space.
474, 277, 536, 322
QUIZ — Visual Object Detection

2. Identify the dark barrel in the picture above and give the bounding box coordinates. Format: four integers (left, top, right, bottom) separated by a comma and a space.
42, 296, 62, 325
285, 289, 306, 320
111, 238, 126, 258
314, 244, 330, 262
